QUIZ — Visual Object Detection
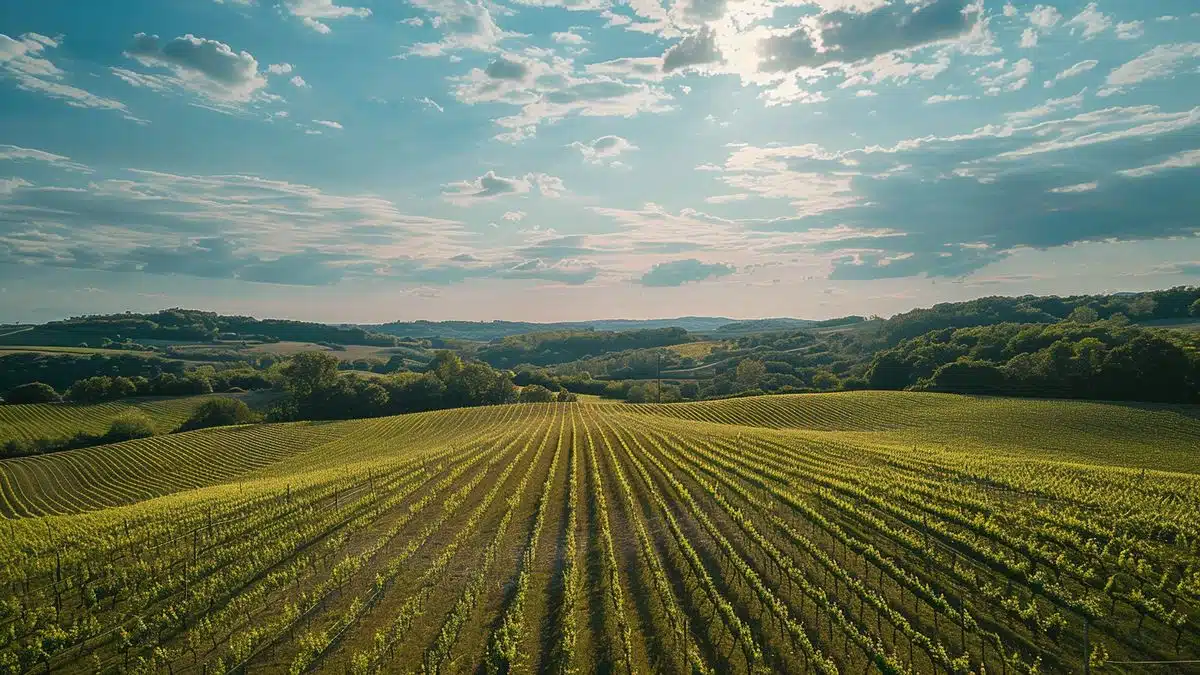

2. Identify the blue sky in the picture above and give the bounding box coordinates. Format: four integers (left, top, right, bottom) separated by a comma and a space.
0, 0, 1197, 322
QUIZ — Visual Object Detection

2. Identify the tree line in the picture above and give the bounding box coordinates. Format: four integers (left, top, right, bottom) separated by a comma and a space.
866, 318, 1200, 403
476, 327, 692, 368
38, 308, 401, 346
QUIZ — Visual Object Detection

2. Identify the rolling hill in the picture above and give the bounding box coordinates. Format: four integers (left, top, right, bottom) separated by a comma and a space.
0, 393, 1196, 673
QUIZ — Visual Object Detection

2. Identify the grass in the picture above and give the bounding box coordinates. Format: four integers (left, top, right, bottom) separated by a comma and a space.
666, 340, 725, 359
0, 392, 1196, 673
0, 391, 279, 445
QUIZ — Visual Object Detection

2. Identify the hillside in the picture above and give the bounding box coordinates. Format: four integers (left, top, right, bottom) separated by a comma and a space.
1, 393, 1196, 673
0, 392, 278, 445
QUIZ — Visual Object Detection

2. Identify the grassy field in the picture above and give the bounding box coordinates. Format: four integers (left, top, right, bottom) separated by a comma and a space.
665, 340, 726, 359
0, 393, 1196, 673
0, 391, 279, 444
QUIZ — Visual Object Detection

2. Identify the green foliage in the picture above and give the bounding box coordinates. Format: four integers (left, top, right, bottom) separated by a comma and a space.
477, 327, 692, 368
178, 398, 258, 432
36, 308, 399, 346
3, 382, 60, 404
518, 384, 556, 403
104, 412, 157, 443
869, 320, 1200, 402
878, 286, 1200, 345
555, 389, 578, 402
281, 352, 341, 400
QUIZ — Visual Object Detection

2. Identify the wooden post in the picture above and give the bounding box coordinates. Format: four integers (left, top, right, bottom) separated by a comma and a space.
1083, 618, 1090, 675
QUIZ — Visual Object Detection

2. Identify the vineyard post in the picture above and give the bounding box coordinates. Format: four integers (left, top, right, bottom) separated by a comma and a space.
1082, 618, 1089, 675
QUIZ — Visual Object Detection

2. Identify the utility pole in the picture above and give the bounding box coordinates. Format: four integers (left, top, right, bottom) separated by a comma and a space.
656, 351, 662, 403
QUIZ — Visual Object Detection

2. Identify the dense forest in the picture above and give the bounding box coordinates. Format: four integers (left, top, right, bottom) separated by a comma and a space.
877, 286, 1200, 345
868, 318, 1200, 403
33, 309, 400, 346
476, 327, 692, 368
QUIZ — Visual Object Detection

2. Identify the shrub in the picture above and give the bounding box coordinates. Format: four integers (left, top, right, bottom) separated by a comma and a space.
104, 412, 156, 443
5, 382, 61, 404
178, 398, 258, 432
518, 384, 556, 403
555, 390, 578, 402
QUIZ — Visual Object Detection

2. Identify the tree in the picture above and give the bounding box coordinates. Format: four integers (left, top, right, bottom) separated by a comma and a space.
626, 384, 649, 403
104, 412, 156, 442
67, 376, 113, 403
736, 359, 766, 390
555, 390, 578, 402
519, 384, 555, 403
282, 352, 340, 399
4, 382, 60, 404
921, 360, 1007, 395
178, 398, 257, 432
429, 350, 464, 381
1191, 298, 1200, 317
811, 370, 840, 391
1068, 306, 1099, 324
679, 382, 700, 399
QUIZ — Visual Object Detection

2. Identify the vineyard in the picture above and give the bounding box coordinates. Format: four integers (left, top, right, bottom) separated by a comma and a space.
0, 394, 271, 446
0, 393, 1197, 673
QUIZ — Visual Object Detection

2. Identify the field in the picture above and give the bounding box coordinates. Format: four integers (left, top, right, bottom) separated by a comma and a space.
0, 392, 1197, 673
0, 392, 278, 445
665, 340, 725, 359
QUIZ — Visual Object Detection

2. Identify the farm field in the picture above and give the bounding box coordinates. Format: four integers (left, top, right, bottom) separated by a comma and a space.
0, 393, 1197, 673
0, 392, 278, 445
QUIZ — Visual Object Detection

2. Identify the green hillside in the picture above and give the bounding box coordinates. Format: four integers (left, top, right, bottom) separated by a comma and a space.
0, 392, 278, 445
0, 393, 1196, 673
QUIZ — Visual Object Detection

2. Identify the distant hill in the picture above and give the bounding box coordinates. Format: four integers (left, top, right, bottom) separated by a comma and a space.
367, 316, 758, 340
2, 309, 399, 347
713, 318, 816, 333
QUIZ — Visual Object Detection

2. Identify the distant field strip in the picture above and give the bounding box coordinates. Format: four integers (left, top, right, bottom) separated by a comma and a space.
0, 395, 1197, 673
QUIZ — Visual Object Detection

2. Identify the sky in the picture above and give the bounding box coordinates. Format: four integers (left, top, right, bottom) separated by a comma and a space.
0, 0, 1198, 323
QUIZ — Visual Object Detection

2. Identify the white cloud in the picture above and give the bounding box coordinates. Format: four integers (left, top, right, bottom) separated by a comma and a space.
978, 57, 1032, 95
0, 144, 92, 172
418, 96, 444, 112
1019, 28, 1038, 49
1115, 20, 1144, 40
502, 210, 526, 221
1006, 88, 1086, 124
1002, 2, 1017, 18
569, 135, 638, 165
1097, 43, 1200, 97
290, 75, 309, 88
453, 49, 673, 142
284, 0, 371, 33
267, 63, 293, 75
1, 33, 132, 116
442, 170, 565, 203
1028, 5, 1062, 30
1044, 59, 1097, 87
1117, 149, 1200, 178
1065, 2, 1111, 39
124, 33, 267, 103
1048, 182, 1097, 193
855, 89, 877, 97
313, 119, 342, 129
552, 31, 587, 45
404, 2, 522, 57
303, 17, 333, 33
926, 94, 973, 104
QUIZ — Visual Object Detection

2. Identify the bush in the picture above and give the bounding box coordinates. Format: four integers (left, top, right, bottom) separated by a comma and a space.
5, 382, 61, 404
518, 384, 556, 403
178, 398, 258, 432
104, 412, 156, 443
555, 389, 578, 402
